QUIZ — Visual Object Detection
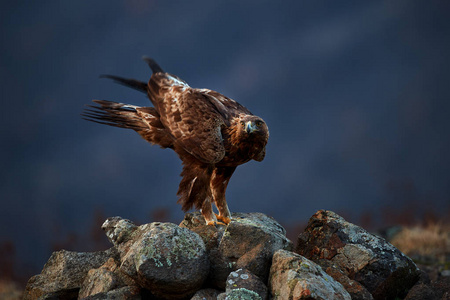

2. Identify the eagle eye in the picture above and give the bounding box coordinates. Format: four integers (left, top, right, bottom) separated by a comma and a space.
255, 120, 263, 127
240, 121, 245, 126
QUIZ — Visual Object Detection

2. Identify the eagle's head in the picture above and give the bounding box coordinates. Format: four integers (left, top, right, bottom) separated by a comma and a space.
233, 114, 269, 145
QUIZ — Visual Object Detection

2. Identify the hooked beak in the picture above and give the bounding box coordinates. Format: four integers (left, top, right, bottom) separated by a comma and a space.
245, 121, 257, 134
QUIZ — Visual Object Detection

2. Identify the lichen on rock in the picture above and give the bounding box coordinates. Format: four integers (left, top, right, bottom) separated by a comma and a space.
296, 210, 420, 300
23, 210, 428, 300
269, 249, 351, 300
181, 212, 293, 289
108, 219, 209, 299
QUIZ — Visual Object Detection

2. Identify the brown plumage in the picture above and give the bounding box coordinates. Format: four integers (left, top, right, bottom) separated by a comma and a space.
82, 57, 269, 225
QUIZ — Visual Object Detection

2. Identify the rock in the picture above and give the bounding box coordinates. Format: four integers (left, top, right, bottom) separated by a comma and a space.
404, 273, 450, 300
102, 217, 138, 245
432, 276, 450, 299
318, 260, 373, 300
180, 212, 227, 252
269, 249, 351, 300
190, 288, 221, 300
103, 217, 209, 299
403, 282, 439, 300
24, 248, 117, 300
81, 286, 141, 300
223, 288, 263, 300
296, 210, 420, 300
180, 212, 293, 289
78, 258, 139, 299
226, 268, 268, 300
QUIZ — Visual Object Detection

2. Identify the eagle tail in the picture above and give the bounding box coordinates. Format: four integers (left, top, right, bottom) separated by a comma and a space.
177, 164, 213, 212
82, 100, 147, 130
142, 56, 164, 74
99, 75, 147, 94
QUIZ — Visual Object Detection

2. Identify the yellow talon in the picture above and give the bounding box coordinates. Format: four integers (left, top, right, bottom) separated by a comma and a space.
206, 220, 216, 226
215, 213, 231, 225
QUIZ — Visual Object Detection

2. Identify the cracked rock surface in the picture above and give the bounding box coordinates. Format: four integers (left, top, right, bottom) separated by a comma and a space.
296, 210, 420, 300
269, 249, 351, 300
23, 248, 117, 300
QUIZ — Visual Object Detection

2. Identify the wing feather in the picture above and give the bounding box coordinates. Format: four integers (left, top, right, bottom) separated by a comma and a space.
148, 73, 227, 163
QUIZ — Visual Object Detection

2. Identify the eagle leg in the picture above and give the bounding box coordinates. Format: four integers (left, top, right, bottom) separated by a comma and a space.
201, 197, 218, 226
215, 213, 231, 225
210, 167, 236, 225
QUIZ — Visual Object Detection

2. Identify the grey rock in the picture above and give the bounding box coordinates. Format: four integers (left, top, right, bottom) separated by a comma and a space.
226, 269, 268, 300
318, 260, 373, 300
81, 286, 141, 300
102, 217, 137, 245
269, 249, 351, 300
404, 274, 450, 300
180, 212, 293, 289
104, 217, 209, 300
296, 210, 420, 300
190, 288, 221, 300
179, 212, 227, 252
78, 258, 138, 299
403, 282, 439, 300
223, 288, 262, 300
217, 292, 227, 300
24, 248, 117, 300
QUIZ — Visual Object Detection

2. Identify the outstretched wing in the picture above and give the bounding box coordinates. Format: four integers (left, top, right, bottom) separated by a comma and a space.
148, 73, 226, 164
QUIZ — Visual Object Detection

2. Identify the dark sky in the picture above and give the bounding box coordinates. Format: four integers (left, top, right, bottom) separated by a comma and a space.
1, 1, 450, 275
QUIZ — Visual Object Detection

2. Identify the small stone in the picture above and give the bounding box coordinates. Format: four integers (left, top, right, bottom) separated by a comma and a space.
225, 288, 262, 300
217, 292, 227, 300
404, 283, 439, 300
225, 268, 268, 300
190, 288, 221, 300
269, 249, 351, 300
81, 286, 141, 300
102, 217, 137, 245
320, 260, 373, 300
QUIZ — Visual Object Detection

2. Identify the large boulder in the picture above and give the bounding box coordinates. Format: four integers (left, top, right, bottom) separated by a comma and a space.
24, 248, 117, 300
296, 210, 420, 300
102, 217, 209, 299
180, 212, 293, 289
269, 249, 351, 300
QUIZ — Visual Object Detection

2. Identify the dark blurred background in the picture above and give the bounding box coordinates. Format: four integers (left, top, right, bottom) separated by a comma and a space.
1, 0, 450, 282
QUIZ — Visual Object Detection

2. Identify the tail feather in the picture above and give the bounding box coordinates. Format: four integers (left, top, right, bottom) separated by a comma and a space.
142, 56, 164, 74
100, 75, 147, 94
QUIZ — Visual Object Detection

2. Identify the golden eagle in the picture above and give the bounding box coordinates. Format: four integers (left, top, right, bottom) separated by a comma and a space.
83, 58, 269, 225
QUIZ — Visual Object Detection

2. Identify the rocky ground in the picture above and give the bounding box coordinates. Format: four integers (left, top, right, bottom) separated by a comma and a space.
6, 210, 450, 299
